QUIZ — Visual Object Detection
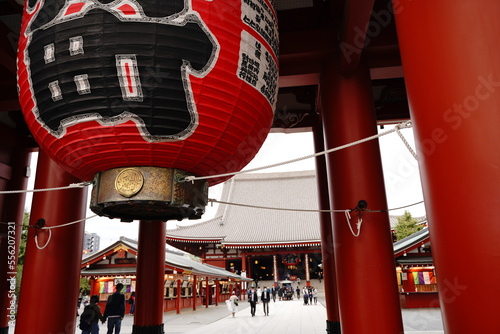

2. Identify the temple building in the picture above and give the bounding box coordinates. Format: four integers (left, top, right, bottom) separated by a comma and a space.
167, 170, 436, 309
167, 171, 322, 283
81, 236, 250, 313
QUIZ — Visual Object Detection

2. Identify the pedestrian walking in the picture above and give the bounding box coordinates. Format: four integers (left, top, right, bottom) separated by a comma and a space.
103, 283, 125, 334
303, 290, 309, 305
227, 292, 239, 317
248, 288, 258, 317
261, 286, 270, 316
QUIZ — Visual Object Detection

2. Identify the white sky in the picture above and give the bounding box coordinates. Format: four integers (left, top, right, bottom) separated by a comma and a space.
25, 124, 425, 250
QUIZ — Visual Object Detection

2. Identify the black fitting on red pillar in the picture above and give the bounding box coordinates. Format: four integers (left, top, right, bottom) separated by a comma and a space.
326, 320, 341, 334
132, 324, 165, 334
356, 200, 367, 211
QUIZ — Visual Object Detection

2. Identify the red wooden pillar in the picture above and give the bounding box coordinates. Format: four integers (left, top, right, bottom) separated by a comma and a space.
205, 279, 209, 308
88, 277, 97, 296
304, 254, 310, 287
246, 255, 252, 278
0, 148, 31, 334
241, 252, 247, 273
241, 252, 247, 299
313, 121, 341, 334
215, 279, 219, 305
133, 220, 166, 334
192, 275, 197, 311
176, 279, 181, 314
320, 60, 403, 333
15, 150, 87, 334
393, 2, 500, 332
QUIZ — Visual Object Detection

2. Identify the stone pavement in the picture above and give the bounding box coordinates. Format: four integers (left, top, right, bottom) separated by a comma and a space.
8, 279, 445, 333
70, 297, 444, 334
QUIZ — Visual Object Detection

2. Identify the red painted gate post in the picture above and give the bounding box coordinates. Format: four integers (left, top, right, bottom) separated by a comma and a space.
313, 122, 341, 334
176, 279, 181, 314
320, 60, 404, 333
14, 150, 87, 334
192, 275, 197, 311
133, 220, 166, 334
0, 149, 31, 334
393, 2, 500, 332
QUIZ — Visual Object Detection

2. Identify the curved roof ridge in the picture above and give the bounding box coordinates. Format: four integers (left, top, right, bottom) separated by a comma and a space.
169, 215, 224, 231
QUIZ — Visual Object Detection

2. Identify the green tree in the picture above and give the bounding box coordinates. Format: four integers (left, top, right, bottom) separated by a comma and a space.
394, 210, 423, 241
80, 277, 90, 294
15, 211, 30, 293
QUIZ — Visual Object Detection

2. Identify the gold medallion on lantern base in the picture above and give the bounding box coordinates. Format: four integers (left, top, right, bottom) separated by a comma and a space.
90, 167, 208, 222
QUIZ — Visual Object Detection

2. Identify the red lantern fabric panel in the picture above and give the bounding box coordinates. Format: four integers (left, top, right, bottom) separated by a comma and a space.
17, 0, 279, 185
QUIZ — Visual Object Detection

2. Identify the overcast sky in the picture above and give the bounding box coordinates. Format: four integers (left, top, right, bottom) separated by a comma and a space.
25, 124, 424, 250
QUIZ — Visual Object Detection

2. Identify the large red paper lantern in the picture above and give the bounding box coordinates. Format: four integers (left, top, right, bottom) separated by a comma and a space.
17, 0, 278, 183
17, 0, 278, 220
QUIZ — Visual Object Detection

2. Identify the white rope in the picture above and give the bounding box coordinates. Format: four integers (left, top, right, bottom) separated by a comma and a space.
0, 181, 91, 194
395, 123, 418, 160
34, 229, 52, 250
32, 214, 98, 250
209, 198, 424, 214
345, 210, 362, 237
42, 214, 99, 229
209, 198, 349, 213
384, 200, 424, 212
184, 120, 413, 182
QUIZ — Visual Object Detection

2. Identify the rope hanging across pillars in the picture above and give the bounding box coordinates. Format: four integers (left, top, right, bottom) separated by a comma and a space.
208, 198, 424, 215
0, 181, 91, 194
0, 121, 415, 195
183, 120, 413, 183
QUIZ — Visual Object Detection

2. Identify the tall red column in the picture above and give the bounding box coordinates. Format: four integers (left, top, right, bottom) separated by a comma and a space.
320, 60, 403, 333
176, 279, 181, 314
15, 150, 87, 334
393, 2, 500, 332
312, 122, 341, 334
214, 279, 219, 305
133, 220, 166, 334
0, 149, 31, 333
192, 275, 197, 310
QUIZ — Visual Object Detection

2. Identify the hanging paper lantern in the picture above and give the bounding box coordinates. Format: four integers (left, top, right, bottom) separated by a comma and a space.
17, 0, 279, 220
282, 254, 300, 266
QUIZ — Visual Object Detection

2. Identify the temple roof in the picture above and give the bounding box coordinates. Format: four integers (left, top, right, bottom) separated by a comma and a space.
81, 236, 249, 280
167, 170, 429, 251
166, 171, 321, 248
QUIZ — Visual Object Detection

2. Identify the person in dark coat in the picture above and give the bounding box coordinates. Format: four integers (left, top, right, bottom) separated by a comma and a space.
248, 288, 258, 317
261, 287, 270, 316
103, 283, 126, 334
81, 295, 104, 334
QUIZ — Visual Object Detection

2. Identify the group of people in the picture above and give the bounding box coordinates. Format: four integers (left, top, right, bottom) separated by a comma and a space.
79, 283, 132, 334
247, 286, 272, 316
301, 286, 318, 305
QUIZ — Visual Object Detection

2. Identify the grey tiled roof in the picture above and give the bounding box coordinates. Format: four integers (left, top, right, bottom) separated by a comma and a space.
167, 171, 321, 246
166, 170, 429, 250
81, 237, 248, 280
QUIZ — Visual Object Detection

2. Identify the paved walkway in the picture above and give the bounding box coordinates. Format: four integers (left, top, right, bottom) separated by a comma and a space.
69, 299, 444, 334
7, 298, 444, 333
8, 280, 445, 333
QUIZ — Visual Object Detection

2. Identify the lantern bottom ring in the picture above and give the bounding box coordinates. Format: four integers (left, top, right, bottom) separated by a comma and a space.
90, 166, 208, 221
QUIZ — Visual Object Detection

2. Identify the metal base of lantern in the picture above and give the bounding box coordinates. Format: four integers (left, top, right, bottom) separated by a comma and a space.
90, 167, 208, 222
